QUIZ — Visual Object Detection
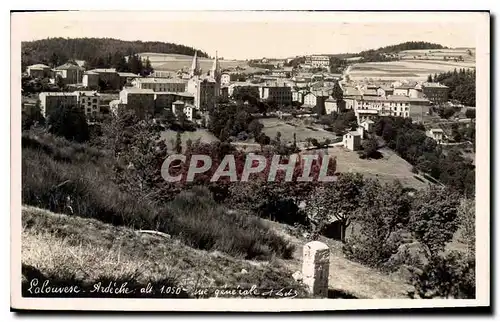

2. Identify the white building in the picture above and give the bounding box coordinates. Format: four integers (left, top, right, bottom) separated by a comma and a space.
75, 91, 100, 119
220, 73, 231, 86
306, 55, 330, 69
38, 92, 78, 117
172, 100, 194, 121
343, 131, 361, 151
427, 128, 444, 144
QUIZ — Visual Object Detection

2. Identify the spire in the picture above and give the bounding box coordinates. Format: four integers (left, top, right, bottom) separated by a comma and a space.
210, 51, 221, 82
190, 51, 200, 77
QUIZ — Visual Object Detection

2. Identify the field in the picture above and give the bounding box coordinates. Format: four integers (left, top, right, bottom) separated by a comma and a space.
259, 118, 338, 145
348, 48, 475, 81
137, 53, 253, 73
326, 146, 431, 190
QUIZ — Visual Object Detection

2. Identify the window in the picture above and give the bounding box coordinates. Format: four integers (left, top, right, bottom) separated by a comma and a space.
92, 98, 97, 103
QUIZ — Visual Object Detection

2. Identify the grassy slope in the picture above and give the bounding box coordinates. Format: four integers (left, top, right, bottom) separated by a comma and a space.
22, 206, 307, 298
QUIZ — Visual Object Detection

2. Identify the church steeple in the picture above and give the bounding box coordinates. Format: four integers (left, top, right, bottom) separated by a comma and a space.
190, 51, 201, 77
210, 51, 221, 82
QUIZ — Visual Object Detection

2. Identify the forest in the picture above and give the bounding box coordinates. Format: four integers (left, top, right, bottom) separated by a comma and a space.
21, 37, 209, 70
430, 69, 476, 107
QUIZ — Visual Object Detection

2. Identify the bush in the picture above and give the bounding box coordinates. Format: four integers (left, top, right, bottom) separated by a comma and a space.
411, 252, 475, 299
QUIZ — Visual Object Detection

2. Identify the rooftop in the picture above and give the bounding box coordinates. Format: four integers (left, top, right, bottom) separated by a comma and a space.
346, 131, 362, 136
118, 72, 139, 78
430, 128, 444, 133
39, 92, 78, 97
88, 68, 117, 74
55, 63, 84, 70
28, 64, 50, 69
422, 82, 449, 89
355, 109, 379, 114
134, 77, 187, 84
121, 87, 155, 94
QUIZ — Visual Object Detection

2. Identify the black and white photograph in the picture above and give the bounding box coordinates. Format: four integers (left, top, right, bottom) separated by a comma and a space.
10, 10, 490, 312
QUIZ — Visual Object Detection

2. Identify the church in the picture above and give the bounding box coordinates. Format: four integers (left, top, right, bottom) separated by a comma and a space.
186, 51, 221, 112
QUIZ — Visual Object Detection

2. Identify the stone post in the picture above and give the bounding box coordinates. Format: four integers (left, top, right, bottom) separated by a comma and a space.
302, 241, 330, 298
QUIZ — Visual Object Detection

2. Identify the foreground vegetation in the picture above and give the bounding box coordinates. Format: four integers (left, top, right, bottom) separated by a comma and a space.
22, 206, 306, 298
22, 130, 294, 260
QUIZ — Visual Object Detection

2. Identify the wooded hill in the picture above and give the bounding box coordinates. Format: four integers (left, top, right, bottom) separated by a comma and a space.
21, 37, 210, 70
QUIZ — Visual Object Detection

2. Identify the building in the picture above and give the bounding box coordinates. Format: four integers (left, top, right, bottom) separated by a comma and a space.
291, 89, 306, 104
228, 82, 261, 99
152, 70, 178, 78
83, 68, 121, 90
360, 119, 375, 132
324, 98, 339, 114
38, 92, 78, 117
220, 73, 231, 86
171, 100, 195, 122
303, 90, 330, 109
26, 64, 51, 79
132, 77, 187, 92
421, 82, 449, 104
393, 85, 414, 96
186, 51, 221, 111
53, 63, 84, 85
154, 92, 195, 114
259, 83, 292, 107
343, 86, 363, 110
119, 87, 155, 118
75, 91, 100, 119
377, 86, 394, 98
343, 131, 361, 151
306, 55, 330, 69
353, 95, 430, 122
118, 72, 139, 87
427, 128, 444, 144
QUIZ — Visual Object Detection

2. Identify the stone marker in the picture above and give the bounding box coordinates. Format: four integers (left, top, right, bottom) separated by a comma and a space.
302, 241, 330, 298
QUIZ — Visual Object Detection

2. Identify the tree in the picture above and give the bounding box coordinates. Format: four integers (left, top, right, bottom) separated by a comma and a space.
142, 58, 154, 77
427, 74, 433, 82
47, 105, 89, 143
465, 108, 476, 119
306, 173, 364, 242
331, 81, 343, 102
457, 199, 475, 257
411, 251, 475, 299
22, 100, 45, 130
408, 187, 460, 255
359, 138, 379, 159
55, 74, 65, 90
344, 179, 412, 267
175, 132, 182, 153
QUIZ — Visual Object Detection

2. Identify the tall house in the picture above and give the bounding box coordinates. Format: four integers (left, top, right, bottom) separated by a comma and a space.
53, 63, 84, 84
38, 92, 78, 117
308, 55, 330, 69
259, 82, 292, 107
75, 91, 100, 119
421, 82, 449, 104
26, 64, 52, 79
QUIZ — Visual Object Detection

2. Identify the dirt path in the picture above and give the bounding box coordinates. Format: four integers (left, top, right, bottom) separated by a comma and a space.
266, 220, 413, 299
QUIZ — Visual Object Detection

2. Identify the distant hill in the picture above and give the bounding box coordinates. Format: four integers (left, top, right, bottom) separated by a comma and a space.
21, 37, 210, 70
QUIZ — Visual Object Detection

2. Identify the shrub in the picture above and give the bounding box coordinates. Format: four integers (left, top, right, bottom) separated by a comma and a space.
410, 251, 475, 299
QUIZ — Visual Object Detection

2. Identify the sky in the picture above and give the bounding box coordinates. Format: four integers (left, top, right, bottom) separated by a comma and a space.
12, 11, 483, 60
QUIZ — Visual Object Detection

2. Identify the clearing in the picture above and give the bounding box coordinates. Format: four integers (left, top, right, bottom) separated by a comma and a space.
260, 118, 339, 145
326, 146, 431, 190
137, 53, 251, 73
161, 129, 219, 151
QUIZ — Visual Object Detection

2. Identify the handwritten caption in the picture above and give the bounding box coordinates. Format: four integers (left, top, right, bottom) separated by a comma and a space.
23, 278, 298, 298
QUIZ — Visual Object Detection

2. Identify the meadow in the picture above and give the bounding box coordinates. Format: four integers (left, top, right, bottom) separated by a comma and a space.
259, 118, 338, 145
139, 53, 253, 73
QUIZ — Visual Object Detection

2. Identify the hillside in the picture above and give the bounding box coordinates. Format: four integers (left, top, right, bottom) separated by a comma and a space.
21, 37, 210, 70
21, 206, 307, 299
137, 52, 251, 73
21, 205, 415, 299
